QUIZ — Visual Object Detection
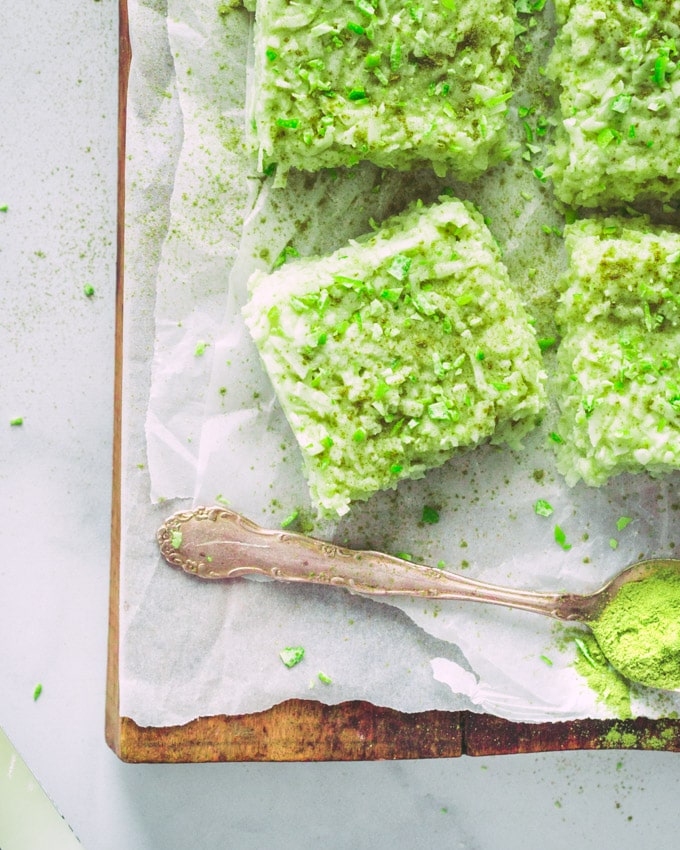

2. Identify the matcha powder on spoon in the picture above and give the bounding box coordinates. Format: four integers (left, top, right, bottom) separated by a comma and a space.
590, 566, 680, 691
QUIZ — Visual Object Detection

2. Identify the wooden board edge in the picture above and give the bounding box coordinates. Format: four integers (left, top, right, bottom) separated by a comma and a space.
105, 0, 131, 759
113, 701, 463, 763
463, 713, 680, 756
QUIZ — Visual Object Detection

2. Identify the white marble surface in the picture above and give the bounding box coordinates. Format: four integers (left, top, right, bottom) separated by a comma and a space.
3, 2, 680, 848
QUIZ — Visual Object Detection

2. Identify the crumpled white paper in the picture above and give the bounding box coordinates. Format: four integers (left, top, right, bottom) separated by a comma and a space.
119, 0, 680, 728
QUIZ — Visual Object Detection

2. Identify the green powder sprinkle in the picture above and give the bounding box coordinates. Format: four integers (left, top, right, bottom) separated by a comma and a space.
616, 516, 632, 531
603, 722, 678, 751
560, 628, 632, 718
318, 671, 332, 684
33, 684, 43, 701
170, 530, 183, 549
604, 728, 639, 748
9, 417, 23, 427
83, 284, 95, 297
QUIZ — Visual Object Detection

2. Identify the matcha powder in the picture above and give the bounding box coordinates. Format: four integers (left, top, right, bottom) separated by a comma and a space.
590, 566, 680, 691
570, 630, 632, 719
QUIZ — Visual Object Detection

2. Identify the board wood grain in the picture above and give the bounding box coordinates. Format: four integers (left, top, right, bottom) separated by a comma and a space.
106, 0, 680, 762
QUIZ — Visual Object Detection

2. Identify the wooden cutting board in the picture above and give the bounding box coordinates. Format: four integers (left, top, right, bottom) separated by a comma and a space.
105, 0, 680, 762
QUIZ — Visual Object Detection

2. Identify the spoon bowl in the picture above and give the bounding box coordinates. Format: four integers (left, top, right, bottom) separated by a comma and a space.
157, 505, 680, 689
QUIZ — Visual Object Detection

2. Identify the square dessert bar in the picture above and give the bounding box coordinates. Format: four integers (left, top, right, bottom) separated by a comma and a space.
555, 217, 680, 486
243, 197, 546, 516
547, 0, 680, 208
248, 0, 516, 184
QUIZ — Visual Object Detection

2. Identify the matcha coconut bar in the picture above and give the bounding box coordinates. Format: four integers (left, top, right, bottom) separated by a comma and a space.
547, 0, 680, 209
243, 197, 546, 516
248, 0, 516, 184
554, 217, 680, 487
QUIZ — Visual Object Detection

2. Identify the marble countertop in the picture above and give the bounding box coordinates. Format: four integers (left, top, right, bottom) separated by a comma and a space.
2, 2, 680, 848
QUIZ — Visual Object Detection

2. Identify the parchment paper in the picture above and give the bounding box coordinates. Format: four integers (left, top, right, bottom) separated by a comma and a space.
119, 0, 680, 727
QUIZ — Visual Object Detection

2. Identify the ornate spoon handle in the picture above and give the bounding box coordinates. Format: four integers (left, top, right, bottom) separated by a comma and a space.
158, 506, 588, 620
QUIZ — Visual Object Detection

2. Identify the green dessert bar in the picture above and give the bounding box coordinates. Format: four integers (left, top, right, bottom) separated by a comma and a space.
554, 217, 680, 486
547, 0, 680, 209
243, 197, 546, 516
247, 0, 516, 185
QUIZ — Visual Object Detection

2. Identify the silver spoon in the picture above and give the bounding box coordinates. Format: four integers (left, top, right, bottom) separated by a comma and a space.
157, 505, 680, 687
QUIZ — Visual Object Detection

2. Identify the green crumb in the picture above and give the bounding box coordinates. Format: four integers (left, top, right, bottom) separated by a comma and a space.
616, 516, 632, 532
318, 671, 332, 684
273, 244, 300, 269
422, 505, 440, 525
170, 530, 183, 549
0, 204, 8, 212
281, 509, 299, 528
534, 498, 554, 517
609, 537, 619, 549
194, 341, 208, 356
33, 684, 42, 701
280, 646, 305, 668
83, 284, 95, 297
396, 552, 414, 562
218, 386, 227, 397
9, 417, 23, 427
540, 654, 553, 666
554, 524, 571, 550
